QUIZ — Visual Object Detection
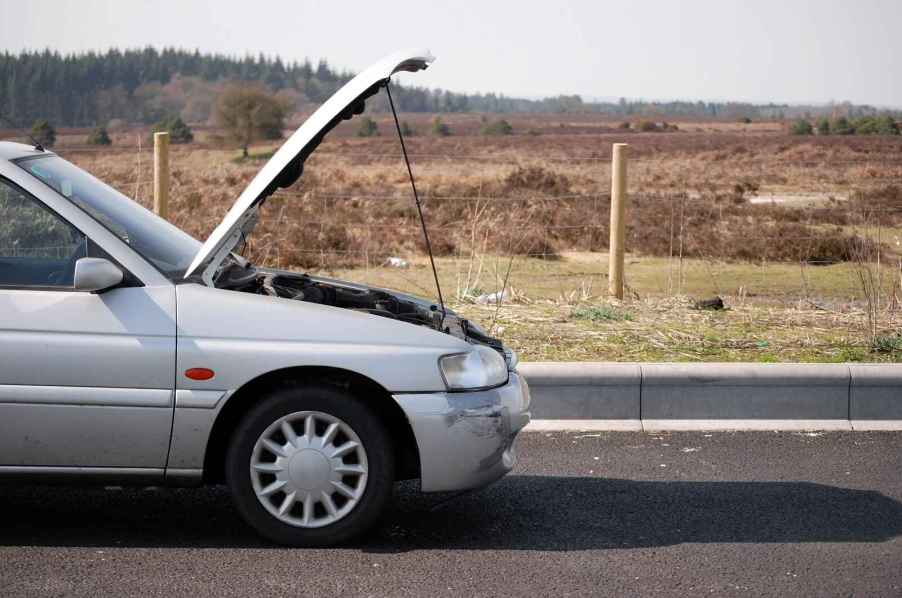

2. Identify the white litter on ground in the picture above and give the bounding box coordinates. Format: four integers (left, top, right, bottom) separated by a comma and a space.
384, 257, 409, 268
475, 290, 509, 305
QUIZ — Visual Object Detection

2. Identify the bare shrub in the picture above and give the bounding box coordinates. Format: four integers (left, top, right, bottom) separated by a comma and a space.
502, 165, 571, 194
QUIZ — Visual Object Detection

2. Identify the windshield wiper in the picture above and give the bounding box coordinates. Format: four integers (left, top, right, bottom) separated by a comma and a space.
384, 83, 446, 327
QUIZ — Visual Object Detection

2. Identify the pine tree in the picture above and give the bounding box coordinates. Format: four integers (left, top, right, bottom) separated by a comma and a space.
86, 126, 112, 145
30, 119, 56, 147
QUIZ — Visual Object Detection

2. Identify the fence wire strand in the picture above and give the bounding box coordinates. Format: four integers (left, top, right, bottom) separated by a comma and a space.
48, 137, 902, 312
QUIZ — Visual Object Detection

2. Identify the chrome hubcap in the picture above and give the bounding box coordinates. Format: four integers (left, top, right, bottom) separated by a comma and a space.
250, 410, 368, 528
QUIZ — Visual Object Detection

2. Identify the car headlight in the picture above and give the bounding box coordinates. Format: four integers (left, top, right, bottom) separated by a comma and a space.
439, 345, 509, 390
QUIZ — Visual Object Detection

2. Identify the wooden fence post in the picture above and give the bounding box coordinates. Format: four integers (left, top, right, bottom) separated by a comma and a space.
609, 143, 628, 299
153, 132, 170, 220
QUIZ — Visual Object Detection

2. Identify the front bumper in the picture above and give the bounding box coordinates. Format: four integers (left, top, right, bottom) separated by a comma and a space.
392, 371, 531, 492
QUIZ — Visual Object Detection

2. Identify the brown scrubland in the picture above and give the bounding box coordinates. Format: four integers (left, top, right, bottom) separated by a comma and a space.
47, 112, 902, 362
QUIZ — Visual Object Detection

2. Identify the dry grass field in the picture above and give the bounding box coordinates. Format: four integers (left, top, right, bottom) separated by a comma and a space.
47, 112, 902, 362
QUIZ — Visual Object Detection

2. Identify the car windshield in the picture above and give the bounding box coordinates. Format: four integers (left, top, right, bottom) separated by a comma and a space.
15, 154, 201, 278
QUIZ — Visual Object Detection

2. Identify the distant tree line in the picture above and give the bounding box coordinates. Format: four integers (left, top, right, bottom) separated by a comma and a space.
1, 48, 900, 128
0, 48, 356, 127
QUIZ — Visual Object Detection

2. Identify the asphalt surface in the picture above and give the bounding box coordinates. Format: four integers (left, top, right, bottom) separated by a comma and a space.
2, 431, 902, 597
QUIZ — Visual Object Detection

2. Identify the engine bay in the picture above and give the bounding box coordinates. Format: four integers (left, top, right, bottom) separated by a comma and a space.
259, 271, 443, 328
216, 263, 505, 351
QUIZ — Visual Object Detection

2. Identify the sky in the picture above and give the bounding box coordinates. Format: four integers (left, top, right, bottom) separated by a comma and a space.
1, 0, 901, 107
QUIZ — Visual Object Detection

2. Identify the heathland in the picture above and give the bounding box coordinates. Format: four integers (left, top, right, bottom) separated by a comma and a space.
35, 112, 902, 362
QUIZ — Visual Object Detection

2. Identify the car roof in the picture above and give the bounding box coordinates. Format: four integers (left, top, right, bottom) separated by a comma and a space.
0, 141, 50, 161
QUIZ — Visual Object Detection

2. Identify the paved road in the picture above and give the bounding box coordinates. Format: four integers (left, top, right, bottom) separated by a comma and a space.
2, 431, 901, 597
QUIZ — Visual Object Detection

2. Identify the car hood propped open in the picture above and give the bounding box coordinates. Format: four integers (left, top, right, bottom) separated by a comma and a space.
185, 49, 435, 284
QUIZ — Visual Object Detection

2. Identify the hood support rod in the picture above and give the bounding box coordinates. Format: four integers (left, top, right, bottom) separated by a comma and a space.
385, 83, 446, 324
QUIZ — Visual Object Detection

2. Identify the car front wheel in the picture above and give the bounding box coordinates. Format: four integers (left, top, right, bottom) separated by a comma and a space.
225, 383, 394, 546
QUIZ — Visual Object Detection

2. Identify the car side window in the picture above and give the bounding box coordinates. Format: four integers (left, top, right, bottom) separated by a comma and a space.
0, 178, 87, 288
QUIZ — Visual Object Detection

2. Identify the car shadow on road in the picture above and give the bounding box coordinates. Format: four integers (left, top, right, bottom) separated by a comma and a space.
1, 475, 900, 550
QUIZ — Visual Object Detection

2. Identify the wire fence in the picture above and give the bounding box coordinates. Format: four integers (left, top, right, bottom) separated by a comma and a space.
230, 191, 902, 311
52, 141, 902, 311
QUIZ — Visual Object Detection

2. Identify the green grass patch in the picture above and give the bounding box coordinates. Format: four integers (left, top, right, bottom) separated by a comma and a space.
230, 149, 276, 164
833, 347, 868, 362
571, 305, 633, 322
317, 253, 902, 363
873, 333, 902, 354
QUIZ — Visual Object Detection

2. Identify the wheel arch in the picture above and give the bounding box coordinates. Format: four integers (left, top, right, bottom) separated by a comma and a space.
202, 365, 421, 484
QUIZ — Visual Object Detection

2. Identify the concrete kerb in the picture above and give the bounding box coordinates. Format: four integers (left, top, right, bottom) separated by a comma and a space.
641, 363, 849, 420
518, 362, 902, 432
521, 363, 640, 420
849, 364, 902, 421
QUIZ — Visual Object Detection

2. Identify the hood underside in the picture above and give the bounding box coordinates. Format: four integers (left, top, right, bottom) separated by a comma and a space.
185, 48, 435, 284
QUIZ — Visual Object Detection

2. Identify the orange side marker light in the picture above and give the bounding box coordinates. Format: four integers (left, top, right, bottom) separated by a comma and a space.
185, 368, 215, 381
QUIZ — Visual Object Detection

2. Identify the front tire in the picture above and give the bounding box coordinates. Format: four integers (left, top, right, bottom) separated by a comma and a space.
225, 383, 394, 546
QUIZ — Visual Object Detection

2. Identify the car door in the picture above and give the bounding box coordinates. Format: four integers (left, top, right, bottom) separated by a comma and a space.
0, 177, 176, 472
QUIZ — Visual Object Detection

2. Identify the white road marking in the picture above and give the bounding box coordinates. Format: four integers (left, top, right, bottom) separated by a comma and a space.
524, 419, 642, 432
851, 420, 902, 431
524, 419, 858, 432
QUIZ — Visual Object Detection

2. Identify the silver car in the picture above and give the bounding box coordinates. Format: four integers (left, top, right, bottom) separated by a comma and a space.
0, 49, 530, 546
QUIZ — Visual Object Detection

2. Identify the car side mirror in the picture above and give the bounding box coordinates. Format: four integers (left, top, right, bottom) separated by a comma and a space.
74, 257, 124, 293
